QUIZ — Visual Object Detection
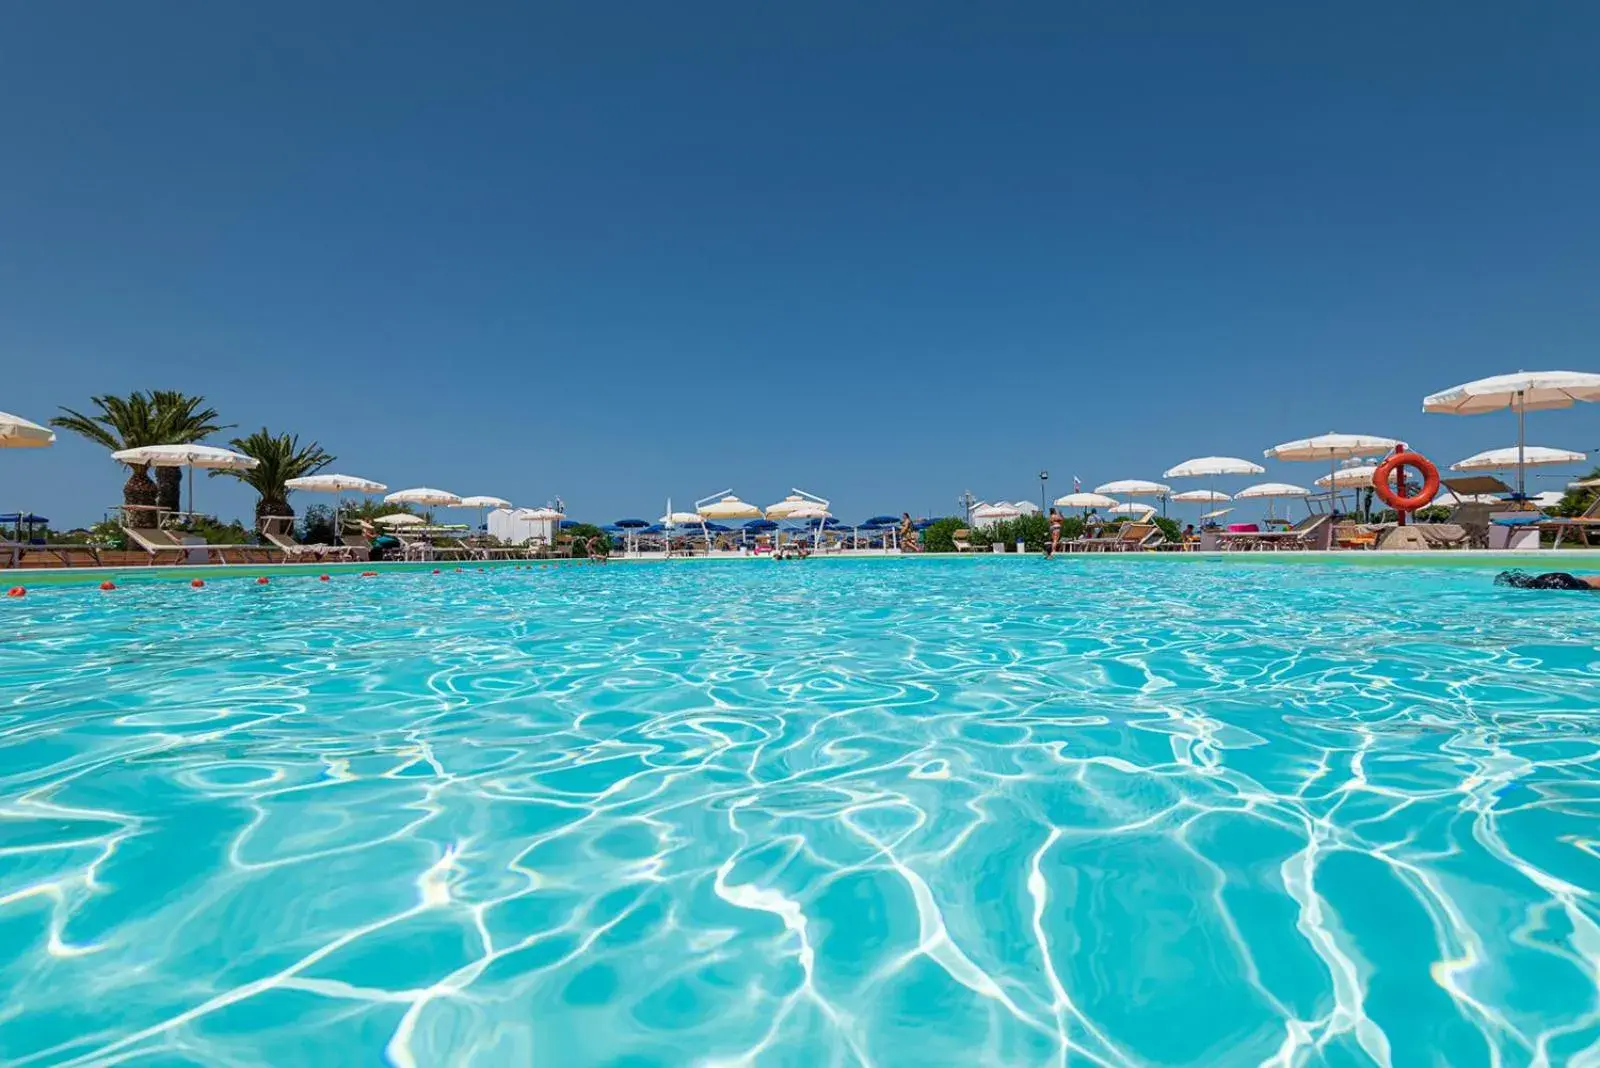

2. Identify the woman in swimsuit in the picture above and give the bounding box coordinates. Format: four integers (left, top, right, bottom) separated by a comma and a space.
899, 513, 920, 553
1045, 508, 1064, 558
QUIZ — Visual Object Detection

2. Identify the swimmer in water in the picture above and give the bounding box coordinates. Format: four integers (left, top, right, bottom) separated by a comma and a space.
1495, 570, 1600, 591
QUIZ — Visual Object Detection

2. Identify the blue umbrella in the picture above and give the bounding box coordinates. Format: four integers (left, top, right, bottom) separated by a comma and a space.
861, 515, 900, 527
640, 523, 666, 534
744, 519, 778, 531
914, 518, 938, 530
0, 513, 48, 524
703, 522, 732, 533
614, 518, 650, 529
557, 519, 585, 530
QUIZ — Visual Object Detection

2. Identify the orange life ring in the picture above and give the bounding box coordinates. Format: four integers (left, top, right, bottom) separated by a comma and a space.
1372, 450, 1439, 512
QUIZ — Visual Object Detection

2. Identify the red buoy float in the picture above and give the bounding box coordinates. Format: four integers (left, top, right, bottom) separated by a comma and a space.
190, 579, 205, 588
256, 577, 270, 585
6, 586, 24, 598
1372, 448, 1440, 514
100, 580, 116, 591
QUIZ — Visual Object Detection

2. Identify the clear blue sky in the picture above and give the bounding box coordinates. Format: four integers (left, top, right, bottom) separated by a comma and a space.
4, 3, 1598, 526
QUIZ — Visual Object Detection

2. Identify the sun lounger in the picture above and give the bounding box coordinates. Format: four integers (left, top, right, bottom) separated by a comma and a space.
952, 528, 977, 553
1538, 491, 1600, 548
1109, 522, 1160, 552
259, 516, 350, 563
2, 540, 103, 568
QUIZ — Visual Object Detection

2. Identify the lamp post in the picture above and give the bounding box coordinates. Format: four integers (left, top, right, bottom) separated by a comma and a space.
1039, 470, 1049, 513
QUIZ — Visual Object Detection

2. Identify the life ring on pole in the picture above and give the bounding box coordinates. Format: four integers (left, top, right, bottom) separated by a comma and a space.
1372, 450, 1439, 513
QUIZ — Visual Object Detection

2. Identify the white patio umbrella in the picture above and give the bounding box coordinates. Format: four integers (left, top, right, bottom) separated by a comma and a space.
518, 506, 564, 520
1109, 501, 1157, 516
1235, 482, 1311, 522
0, 411, 55, 448
1265, 432, 1402, 510
1200, 507, 1234, 521
285, 473, 388, 542
1451, 445, 1586, 471
661, 509, 710, 551
460, 495, 513, 533
698, 495, 763, 520
110, 443, 258, 516
1164, 456, 1264, 516
1172, 489, 1231, 503
766, 493, 830, 518
1431, 489, 1500, 507
1314, 464, 1379, 489
385, 487, 462, 507
376, 513, 426, 526
1053, 491, 1119, 510
1424, 370, 1600, 498
1095, 479, 1170, 496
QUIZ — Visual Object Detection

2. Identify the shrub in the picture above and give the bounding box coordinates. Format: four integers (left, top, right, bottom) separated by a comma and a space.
1151, 516, 1181, 544
300, 504, 337, 545
560, 522, 608, 558
920, 517, 967, 553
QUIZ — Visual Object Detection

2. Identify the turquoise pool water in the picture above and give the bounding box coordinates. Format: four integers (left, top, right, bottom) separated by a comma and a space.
2, 558, 1598, 1066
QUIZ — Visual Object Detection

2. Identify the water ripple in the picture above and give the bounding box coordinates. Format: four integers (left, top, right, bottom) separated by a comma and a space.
2, 559, 1599, 1066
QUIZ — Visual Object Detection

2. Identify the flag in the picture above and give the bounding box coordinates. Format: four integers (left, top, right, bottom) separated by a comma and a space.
1073, 475, 1081, 492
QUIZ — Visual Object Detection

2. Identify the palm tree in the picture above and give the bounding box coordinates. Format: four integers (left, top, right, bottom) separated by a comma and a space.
51, 393, 163, 507
150, 392, 230, 513
216, 429, 334, 525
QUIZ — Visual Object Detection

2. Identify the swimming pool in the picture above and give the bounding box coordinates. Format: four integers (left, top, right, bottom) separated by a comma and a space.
3, 558, 1597, 1066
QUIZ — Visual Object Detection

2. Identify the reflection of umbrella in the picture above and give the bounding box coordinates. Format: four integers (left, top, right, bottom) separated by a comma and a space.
286, 473, 388, 542
0, 411, 54, 448
1424, 370, 1600, 498
1265, 432, 1402, 510
1451, 445, 1585, 471
110, 443, 258, 515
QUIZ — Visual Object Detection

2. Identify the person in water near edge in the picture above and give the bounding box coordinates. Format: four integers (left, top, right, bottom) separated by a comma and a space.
1495, 570, 1600, 591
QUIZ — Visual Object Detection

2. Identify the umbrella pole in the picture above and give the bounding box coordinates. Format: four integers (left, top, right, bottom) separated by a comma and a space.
187, 465, 194, 517
1516, 391, 1526, 499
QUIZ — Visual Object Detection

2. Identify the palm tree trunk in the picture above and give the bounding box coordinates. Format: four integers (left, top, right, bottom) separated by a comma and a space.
257, 497, 292, 526
156, 467, 183, 513
123, 465, 158, 508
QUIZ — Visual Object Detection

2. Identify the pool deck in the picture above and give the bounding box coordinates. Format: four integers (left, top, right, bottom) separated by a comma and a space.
3, 547, 1597, 588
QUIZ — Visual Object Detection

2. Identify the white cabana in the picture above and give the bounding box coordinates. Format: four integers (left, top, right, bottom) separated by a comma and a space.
110, 443, 258, 515
489, 506, 561, 545
0, 411, 55, 448
1451, 445, 1586, 471
1424, 370, 1600, 498
971, 502, 1024, 522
